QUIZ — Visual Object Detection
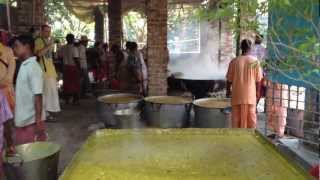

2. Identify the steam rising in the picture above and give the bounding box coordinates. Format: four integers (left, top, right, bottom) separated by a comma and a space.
168, 21, 233, 80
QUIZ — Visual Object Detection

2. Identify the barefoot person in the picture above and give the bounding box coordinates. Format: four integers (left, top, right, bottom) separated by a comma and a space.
0, 41, 15, 111
266, 80, 289, 138
226, 39, 263, 128
0, 40, 16, 164
35, 25, 60, 120
13, 35, 46, 145
0, 90, 15, 179
59, 34, 81, 104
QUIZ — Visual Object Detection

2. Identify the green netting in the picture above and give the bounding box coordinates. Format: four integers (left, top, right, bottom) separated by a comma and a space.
64, 0, 107, 23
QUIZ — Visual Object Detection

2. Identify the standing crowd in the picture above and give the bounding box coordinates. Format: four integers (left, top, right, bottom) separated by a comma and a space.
0, 25, 318, 178
226, 34, 288, 139
0, 24, 148, 179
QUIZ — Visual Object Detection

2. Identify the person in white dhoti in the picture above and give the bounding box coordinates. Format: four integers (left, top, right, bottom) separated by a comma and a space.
35, 25, 61, 120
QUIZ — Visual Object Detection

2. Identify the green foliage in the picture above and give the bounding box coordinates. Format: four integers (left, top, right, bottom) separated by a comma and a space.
168, 4, 199, 40
45, 0, 94, 41
267, 0, 320, 90
122, 11, 147, 46
197, 0, 319, 90
0, 0, 17, 6
167, 4, 201, 53
196, 0, 262, 34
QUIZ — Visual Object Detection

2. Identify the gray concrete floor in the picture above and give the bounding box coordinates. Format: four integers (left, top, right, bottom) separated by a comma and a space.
46, 98, 101, 174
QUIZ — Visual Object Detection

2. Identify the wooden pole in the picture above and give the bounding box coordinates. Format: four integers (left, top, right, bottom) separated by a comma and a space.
6, 0, 11, 32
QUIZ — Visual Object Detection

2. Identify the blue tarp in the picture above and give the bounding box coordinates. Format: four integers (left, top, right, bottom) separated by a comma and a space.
267, 0, 320, 89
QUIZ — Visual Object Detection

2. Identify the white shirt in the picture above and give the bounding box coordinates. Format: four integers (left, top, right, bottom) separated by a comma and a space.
79, 45, 87, 69
138, 51, 148, 81
250, 44, 266, 61
15, 57, 46, 127
59, 44, 79, 66
123, 51, 148, 81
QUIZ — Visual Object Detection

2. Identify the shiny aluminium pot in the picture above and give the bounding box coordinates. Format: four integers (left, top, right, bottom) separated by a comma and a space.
4, 142, 60, 180
96, 93, 142, 127
114, 109, 143, 129
142, 96, 192, 128
193, 98, 231, 128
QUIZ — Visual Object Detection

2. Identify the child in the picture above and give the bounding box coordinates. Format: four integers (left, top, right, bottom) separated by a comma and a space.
12, 35, 46, 145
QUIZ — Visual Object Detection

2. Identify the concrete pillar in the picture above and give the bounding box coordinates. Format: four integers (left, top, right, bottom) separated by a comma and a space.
16, 0, 45, 34
108, 0, 122, 46
147, 0, 168, 96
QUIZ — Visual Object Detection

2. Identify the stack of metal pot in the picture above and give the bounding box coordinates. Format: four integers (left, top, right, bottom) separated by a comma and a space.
97, 93, 231, 129
96, 93, 142, 128
142, 96, 193, 128
193, 98, 232, 128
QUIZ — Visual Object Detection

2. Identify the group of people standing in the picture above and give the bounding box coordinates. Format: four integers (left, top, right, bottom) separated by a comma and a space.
0, 33, 47, 178
0, 23, 149, 178
0, 25, 60, 149
226, 34, 288, 138
58, 33, 148, 102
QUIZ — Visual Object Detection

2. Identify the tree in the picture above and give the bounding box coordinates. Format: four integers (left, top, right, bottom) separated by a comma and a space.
122, 11, 147, 47
167, 4, 201, 53
44, 0, 94, 41
197, 0, 319, 90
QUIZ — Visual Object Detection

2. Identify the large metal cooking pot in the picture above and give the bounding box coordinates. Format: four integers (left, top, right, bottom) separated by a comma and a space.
114, 109, 143, 129
142, 96, 192, 128
193, 98, 231, 128
96, 93, 142, 127
4, 142, 60, 180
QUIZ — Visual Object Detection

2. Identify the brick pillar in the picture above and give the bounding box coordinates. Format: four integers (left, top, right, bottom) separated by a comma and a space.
16, 0, 45, 34
94, 7, 104, 42
147, 0, 168, 96
108, 0, 122, 46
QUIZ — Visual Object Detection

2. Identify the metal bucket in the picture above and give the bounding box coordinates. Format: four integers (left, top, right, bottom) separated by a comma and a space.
4, 142, 60, 180
96, 93, 142, 127
193, 98, 231, 128
142, 96, 192, 128
114, 109, 143, 129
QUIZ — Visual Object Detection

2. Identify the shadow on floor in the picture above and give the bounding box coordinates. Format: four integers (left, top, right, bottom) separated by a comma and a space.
47, 99, 101, 174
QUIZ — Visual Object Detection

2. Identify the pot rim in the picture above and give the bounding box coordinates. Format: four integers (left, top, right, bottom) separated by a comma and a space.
4, 142, 61, 163
97, 93, 142, 104
193, 97, 231, 109
144, 96, 192, 105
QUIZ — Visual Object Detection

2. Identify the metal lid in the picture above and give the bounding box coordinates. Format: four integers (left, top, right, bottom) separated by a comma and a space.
98, 93, 142, 104
144, 96, 192, 105
193, 98, 231, 109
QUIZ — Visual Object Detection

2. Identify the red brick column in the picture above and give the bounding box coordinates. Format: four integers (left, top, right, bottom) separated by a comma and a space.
108, 0, 122, 46
147, 0, 168, 96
